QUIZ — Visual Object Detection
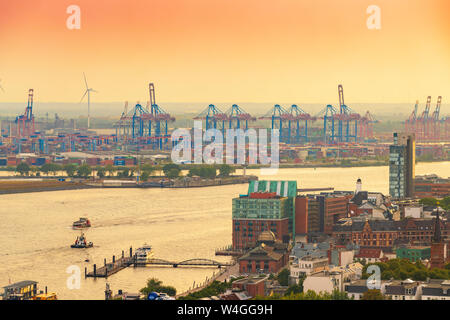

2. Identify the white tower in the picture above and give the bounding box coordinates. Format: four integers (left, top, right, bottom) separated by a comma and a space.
356, 178, 362, 194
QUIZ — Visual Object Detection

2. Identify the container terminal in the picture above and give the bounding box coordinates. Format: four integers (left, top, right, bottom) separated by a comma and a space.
0, 83, 448, 168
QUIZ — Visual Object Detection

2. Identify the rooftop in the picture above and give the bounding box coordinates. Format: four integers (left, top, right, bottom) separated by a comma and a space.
2, 280, 37, 290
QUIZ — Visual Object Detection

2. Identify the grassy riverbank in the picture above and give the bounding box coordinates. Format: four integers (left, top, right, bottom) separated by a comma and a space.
0, 180, 92, 195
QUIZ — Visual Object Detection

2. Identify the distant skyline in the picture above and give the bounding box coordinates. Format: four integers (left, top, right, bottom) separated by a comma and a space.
0, 101, 445, 119
0, 0, 449, 105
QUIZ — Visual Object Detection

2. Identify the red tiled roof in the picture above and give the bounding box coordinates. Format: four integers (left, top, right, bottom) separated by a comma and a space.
355, 248, 382, 259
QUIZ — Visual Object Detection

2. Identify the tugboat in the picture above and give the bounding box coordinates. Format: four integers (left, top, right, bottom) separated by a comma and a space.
71, 233, 93, 248
72, 217, 91, 229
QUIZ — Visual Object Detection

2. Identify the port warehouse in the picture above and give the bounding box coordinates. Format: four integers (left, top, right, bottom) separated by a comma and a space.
0, 152, 164, 167
231, 180, 450, 253
0, 84, 448, 160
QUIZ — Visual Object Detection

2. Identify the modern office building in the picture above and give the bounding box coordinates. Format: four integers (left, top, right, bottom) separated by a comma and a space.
389, 132, 415, 199
232, 180, 297, 249
396, 246, 431, 262
295, 192, 352, 236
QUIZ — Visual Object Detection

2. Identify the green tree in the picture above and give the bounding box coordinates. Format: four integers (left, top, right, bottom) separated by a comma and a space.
440, 197, 450, 210
30, 166, 39, 177
284, 283, 303, 296
218, 164, 235, 177
63, 163, 77, 177
76, 164, 92, 178
140, 278, 177, 297
167, 168, 180, 179
361, 289, 384, 300
188, 165, 217, 179
259, 289, 351, 300
117, 167, 130, 178
277, 269, 290, 287
178, 280, 232, 300
363, 258, 450, 282
40, 163, 53, 176
140, 171, 150, 182
412, 270, 428, 281
96, 167, 106, 178
163, 163, 181, 177
419, 197, 438, 207
381, 270, 393, 280
141, 164, 154, 175
49, 163, 61, 176
105, 164, 116, 177
16, 162, 30, 176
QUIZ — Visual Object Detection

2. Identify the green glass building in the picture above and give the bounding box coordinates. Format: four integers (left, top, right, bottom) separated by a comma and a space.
396, 246, 430, 262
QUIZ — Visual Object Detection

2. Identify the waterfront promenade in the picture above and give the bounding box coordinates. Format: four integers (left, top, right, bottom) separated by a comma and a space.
175, 262, 240, 298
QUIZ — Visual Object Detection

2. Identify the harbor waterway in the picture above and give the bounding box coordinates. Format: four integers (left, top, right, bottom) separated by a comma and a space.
0, 162, 449, 299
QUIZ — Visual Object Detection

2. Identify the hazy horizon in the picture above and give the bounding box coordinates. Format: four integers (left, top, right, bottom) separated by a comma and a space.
0, 101, 447, 119
0, 0, 449, 103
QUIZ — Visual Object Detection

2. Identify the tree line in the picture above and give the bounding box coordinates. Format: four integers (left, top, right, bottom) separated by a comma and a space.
419, 197, 450, 211
14, 162, 236, 181
361, 258, 450, 281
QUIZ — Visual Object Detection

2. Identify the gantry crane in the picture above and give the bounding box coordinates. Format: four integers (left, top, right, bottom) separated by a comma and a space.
225, 104, 256, 130
15, 89, 35, 137
259, 104, 292, 143
194, 104, 228, 136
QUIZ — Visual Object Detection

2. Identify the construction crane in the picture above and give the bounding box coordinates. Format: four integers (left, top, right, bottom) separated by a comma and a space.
225, 104, 256, 130
15, 89, 35, 137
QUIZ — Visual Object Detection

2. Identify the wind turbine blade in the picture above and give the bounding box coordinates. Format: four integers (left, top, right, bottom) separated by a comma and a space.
0, 85, 4, 93
79, 90, 88, 103
83, 72, 88, 89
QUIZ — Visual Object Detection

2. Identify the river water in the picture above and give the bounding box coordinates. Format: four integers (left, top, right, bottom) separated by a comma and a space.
0, 162, 449, 300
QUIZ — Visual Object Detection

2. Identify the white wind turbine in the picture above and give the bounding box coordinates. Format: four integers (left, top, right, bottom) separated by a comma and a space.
0, 78, 5, 93
79, 73, 98, 129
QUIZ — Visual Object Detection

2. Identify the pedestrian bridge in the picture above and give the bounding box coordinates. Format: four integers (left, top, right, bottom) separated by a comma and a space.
135, 258, 233, 268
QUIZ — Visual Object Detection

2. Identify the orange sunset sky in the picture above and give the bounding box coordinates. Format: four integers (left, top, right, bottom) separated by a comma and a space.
0, 0, 449, 104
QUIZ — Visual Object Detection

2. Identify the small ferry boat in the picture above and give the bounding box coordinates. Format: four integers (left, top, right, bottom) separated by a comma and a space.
72, 217, 91, 229
1, 281, 57, 300
135, 244, 153, 263
71, 233, 93, 249
33, 292, 58, 300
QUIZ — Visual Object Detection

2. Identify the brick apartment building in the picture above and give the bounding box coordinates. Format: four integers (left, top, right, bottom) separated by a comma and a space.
333, 217, 450, 259
238, 231, 289, 274
414, 175, 450, 198
231, 277, 266, 298
295, 192, 352, 235
333, 220, 400, 248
